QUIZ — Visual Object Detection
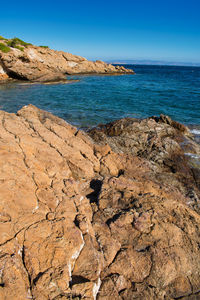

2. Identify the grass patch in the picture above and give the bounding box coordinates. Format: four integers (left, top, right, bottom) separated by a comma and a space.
7, 37, 32, 48
13, 37, 32, 47
0, 43, 10, 53
7, 40, 16, 47
15, 45, 24, 51
0, 35, 48, 51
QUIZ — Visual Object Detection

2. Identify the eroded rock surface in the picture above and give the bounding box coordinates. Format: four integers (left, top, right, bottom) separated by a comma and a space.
0, 65, 9, 82
0, 105, 200, 299
0, 41, 134, 82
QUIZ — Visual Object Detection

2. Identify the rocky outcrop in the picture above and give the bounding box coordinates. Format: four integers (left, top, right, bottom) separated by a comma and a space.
0, 105, 200, 299
0, 65, 9, 82
0, 38, 134, 82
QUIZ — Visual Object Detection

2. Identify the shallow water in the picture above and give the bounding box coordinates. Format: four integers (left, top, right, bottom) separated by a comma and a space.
0, 65, 199, 129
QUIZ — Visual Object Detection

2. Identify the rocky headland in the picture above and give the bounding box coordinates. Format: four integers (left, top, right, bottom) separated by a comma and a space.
0, 36, 134, 83
0, 104, 200, 299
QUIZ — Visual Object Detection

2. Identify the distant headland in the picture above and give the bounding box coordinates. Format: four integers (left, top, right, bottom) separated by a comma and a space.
0, 35, 134, 83
109, 59, 200, 67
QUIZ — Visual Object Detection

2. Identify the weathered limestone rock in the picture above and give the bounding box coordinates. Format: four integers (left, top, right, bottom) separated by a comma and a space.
0, 64, 9, 81
0, 105, 200, 299
0, 42, 134, 82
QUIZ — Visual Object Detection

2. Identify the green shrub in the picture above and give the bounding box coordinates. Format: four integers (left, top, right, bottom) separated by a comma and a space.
0, 43, 10, 53
7, 37, 32, 48
7, 39, 24, 51
15, 45, 24, 51
7, 39, 17, 47
0, 36, 50, 51
13, 37, 32, 47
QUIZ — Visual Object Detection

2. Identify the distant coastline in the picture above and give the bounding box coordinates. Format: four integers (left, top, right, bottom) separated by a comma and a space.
108, 59, 200, 67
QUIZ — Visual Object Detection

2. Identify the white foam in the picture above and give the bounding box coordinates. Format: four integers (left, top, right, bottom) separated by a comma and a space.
185, 152, 200, 159
190, 129, 200, 135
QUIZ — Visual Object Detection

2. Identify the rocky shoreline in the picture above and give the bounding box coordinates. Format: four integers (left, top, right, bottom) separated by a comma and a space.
0, 105, 199, 299
0, 36, 134, 83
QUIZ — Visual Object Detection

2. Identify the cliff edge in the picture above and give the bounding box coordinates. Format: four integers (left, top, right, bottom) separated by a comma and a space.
0, 36, 134, 82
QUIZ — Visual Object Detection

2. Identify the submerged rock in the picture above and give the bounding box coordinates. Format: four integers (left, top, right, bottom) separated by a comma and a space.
0, 105, 199, 299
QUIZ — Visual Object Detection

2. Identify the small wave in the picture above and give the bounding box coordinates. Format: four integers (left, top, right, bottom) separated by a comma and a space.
190, 129, 200, 135
184, 152, 200, 159
184, 153, 200, 170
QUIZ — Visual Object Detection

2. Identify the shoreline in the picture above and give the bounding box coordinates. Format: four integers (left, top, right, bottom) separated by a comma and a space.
0, 81, 199, 139
0, 64, 199, 130
0, 70, 134, 85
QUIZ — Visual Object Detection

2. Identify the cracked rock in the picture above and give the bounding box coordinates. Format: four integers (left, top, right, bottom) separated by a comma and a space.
0, 105, 200, 299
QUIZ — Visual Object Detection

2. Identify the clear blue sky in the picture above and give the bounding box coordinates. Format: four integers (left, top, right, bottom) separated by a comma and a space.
1, 0, 200, 63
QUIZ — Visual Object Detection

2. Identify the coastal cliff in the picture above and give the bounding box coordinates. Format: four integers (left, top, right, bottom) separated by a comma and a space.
0, 105, 199, 299
0, 36, 134, 82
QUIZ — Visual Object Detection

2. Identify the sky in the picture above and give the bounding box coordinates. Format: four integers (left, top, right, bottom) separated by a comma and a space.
1, 0, 200, 64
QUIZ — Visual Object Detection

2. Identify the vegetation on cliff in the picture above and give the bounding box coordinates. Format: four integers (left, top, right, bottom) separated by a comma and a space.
0, 35, 48, 50
39, 45, 49, 48
0, 42, 10, 53
7, 37, 32, 51
0, 35, 32, 52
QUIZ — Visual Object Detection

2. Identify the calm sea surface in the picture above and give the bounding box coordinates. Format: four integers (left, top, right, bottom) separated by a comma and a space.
0, 65, 199, 131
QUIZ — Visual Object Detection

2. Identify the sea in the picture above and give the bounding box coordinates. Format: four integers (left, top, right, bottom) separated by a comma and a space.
0, 65, 199, 139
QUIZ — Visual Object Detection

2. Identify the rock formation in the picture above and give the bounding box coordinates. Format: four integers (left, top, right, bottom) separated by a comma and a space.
0, 64, 9, 82
0, 37, 134, 82
0, 105, 200, 299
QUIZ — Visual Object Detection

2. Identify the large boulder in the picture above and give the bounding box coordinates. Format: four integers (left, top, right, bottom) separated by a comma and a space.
0, 105, 199, 299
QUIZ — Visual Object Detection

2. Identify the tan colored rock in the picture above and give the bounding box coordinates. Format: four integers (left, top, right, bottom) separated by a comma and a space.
0, 105, 199, 299
0, 252, 31, 300
105, 247, 152, 282
0, 65, 9, 82
0, 39, 134, 82
0, 74, 9, 81
89, 114, 200, 211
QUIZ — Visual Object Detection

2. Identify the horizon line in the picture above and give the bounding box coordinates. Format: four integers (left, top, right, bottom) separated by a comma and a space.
106, 59, 200, 67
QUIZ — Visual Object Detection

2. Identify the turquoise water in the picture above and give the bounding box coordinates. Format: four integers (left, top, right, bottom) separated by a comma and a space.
0, 65, 199, 129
